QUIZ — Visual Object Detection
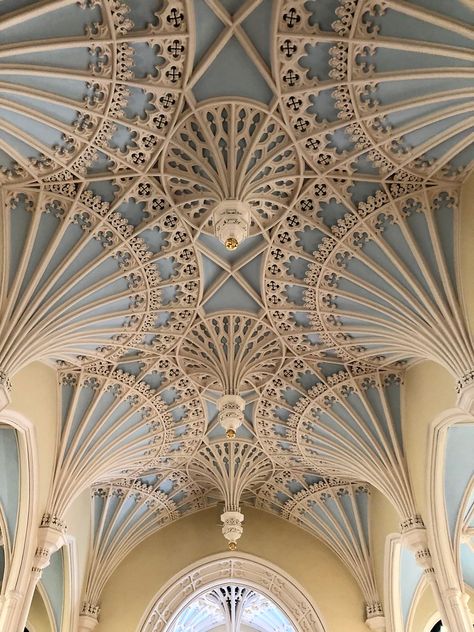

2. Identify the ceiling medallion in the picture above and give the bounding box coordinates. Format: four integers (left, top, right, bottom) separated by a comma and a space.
177, 312, 285, 437
161, 99, 303, 248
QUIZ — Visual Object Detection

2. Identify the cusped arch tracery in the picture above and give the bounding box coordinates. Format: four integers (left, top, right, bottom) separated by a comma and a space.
0, 177, 200, 386
0, 0, 191, 183
161, 98, 304, 237
176, 312, 286, 396
275, 0, 474, 183
264, 177, 474, 388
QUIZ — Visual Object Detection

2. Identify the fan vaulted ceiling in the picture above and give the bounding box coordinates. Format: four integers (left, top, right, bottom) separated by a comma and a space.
0, 0, 473, 629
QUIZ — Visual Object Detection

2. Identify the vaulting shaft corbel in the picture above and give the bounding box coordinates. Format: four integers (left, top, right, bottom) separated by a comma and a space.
32, 514, 68, 578
0, 370, 12, 412
78, 602, 100, 632
365, 601, 386, 632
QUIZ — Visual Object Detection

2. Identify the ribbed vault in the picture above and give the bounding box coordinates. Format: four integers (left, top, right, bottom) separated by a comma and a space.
0, 2, 472, 631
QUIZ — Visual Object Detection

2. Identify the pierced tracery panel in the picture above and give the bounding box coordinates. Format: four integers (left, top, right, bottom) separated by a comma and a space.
264, 180, 474, 390
275, 0, 474, 182
0, 0, 190, 183
255, 357, 416, 521
47, 356, 206, 519
177, 313, 285, 395
0, 178, 199, 385
161, 99, 303, 237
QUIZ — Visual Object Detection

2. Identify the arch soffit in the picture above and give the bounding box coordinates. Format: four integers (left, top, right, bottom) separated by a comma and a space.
0, 409, 38, 593
426, 408, 474, 591
138, 552, 327, 632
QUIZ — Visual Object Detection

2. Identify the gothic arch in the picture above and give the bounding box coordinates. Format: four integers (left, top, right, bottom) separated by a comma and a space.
138, 552, 326, 632
0, 409, 38, 631
426, 408, 474, 630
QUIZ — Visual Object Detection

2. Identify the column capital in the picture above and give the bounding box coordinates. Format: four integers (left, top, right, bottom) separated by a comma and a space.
78, 602, 100, 632
456, 374, 474, 414
0, 370, 11, 411
32, 514, 68, 575
365, 602, 385, 631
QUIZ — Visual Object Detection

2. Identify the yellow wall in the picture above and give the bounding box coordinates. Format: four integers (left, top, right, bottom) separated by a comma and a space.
9, 361, 58, 517
407, 579, 438, 632
460, 170, 474, 334
27, 588, 54, 632
403, 361, 456, 518
97, 507, 369, 632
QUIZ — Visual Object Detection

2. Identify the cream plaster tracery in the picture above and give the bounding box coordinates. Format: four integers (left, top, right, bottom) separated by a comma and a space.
0, 1, 472, 631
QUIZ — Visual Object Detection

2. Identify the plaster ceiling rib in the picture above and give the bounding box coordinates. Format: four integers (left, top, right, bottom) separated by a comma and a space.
265, 179, 474, 392
43, 355, 206, 529
188, 0, 277, 96
80, 472, 206, 625
275, 0, 474, 184
257, 475, 383, 627
187, 439, 274, 549
255, 358, 417, 524
0, 176, 200, 405
0, 0, 190, 184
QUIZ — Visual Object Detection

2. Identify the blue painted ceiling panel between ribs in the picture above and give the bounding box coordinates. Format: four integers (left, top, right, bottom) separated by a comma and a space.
444, 425, 474, 539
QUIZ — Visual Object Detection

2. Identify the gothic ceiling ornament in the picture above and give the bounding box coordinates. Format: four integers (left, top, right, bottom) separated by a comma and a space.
0, 2, 474, 630
0, 0, 190, 183
161, 99, 303, 248
79, 471, 206, 628
177, 312, 285, 436
255, 357, 418, 523
46, 355, 206, 523
0, 177, 200, 406
257, 475, 384, 629
187, 439, 274, 549
275, 0, 474, 183
264, 178, 474, 391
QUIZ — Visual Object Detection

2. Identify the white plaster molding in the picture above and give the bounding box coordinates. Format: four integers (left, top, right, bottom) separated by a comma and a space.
220, 510, 244, 550
383, 534, 403, 632
217, 394, 246, 438
138, 552, 327, 632
0, 409, 38, 632
365, 614, 386, 632
426, 408, 474, 631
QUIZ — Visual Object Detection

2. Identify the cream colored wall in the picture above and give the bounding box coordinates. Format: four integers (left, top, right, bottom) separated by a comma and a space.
97, 507, 369, 632
460, 170, 474, 334
27, 588, 54, 632
407, 579, 438, 632
370, 488, 400, 597
403, 361, 456, 518
64, 488, 92, 606
9, 361, 57, 517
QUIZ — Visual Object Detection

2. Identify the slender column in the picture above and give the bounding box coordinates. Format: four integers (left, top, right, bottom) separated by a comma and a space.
0, 590, 24, 631
15, 514, 68, 631
401, 516, 472, 632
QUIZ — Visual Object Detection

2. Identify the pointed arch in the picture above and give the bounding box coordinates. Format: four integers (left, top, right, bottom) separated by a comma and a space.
138, 552, 327, 632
